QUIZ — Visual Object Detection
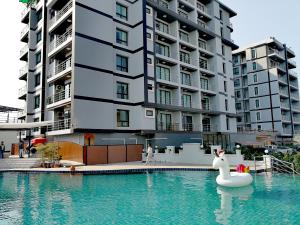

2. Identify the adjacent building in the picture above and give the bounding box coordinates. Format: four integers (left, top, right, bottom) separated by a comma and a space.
18, 0, 238, 147
233, 37, 300, 140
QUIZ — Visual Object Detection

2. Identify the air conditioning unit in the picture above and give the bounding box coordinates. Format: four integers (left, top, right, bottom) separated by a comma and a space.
55, 85, 64, 92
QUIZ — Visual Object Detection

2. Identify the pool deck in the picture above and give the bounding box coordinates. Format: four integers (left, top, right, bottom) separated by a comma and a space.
0, 161, 269, 174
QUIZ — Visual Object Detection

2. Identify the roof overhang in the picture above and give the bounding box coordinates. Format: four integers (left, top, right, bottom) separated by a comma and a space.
0, 121, 52, 131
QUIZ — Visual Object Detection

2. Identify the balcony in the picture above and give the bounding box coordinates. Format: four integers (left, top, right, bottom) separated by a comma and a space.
156, 0, 169, 9
20, 24, 29, 42
290, 80, 298, 89
155, 21, 170, 35
21, 6, 30, 23
292, 104, 300, 112
180, 52, 191, 64
196, 2, 211, 20
49, 0, 73, 30
197, 20, 209, 31
200, 81, 216, 95
282, 128, 292, 135
178, 9, 189, 19
269, 61, 286, 72
49, 28, 72, 56
18, 86, 27, 100
278, 76, 287, 85
202, 101, 210, 110
17, 109, 26, 119
268, 48, 285, 61
157, 122, 180, 131
199, 60, 214, 75
19, 64, 28, 80
291, 92, 300, 100
48, 57, 72, 82
202, 123, 213, 132
47, 118, 71, 132
47, 89, 71, 109
289, 70, 297, 78
281, 101, 290, 110
20, 44, 29, 61
182, 123, 201, 132
288, 59, 296, 69
279, 88, 289, 98
282, 115, 291, 123
294, 117, 300, 123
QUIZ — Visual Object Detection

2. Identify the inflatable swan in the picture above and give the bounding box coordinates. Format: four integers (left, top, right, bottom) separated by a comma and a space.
212, 150, 253, 187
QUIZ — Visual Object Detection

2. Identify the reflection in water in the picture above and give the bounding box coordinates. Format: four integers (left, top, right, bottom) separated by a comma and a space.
214, 186, 254, 225
146, 172, 153, 188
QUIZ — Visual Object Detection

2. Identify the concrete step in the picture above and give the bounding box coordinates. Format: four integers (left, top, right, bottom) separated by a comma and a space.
0, 158, 40, 169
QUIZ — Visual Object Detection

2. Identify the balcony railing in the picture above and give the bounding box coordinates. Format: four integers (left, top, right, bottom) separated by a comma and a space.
279, 88, 289, 96
18, 86, 27, 97
283, 128, 292, 134
48, 57, 72, 78
157, 122, 180, 131
282, 115, 291, 122
268, 48, 284, 58
292, 104, 300, 111
47, 118, 71, 131
290, 80, 298, 88
294, 117, 300, 123
47, 89, 71, 105
199, 60, 212, 71
281, 101, 290, 109
202, 102, 210, 110
197, 20, 207, 30
49, 0, 73, 27
278, 76, 287, 84
157, 0, 169, 8
291, 92, 300, 99
180, 52, 190, 64
49, 28, 72, 52
269, 61, 285, 71
21, 7, 30, 19
155, 21, 170, 34
182, 123, 201, 132
19, 65, 28, 77
17, 109, 26, 118
20, 24, 29, 38
203, 124, 212, 132
289, 59, 297, 66
20, 44, 28, 57
178, 9, 188, 19
197, 2, 208, 14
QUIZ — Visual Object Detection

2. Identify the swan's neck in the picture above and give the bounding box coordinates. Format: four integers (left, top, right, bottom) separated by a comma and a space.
219, 165, 230, 179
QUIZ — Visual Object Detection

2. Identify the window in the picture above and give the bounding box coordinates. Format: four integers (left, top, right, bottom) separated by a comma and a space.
181, 72, 191, 86
116, 28, 128, 45
36, 51, 41, 65
146, 32, 152, 39
251, 48, 256, 59
116, 82, 128, 99
33, 118, 40, 132
224, 81, 227, 92
255, 99, 260, 108
34, 95, 40, 109
147, 58, 152, 64
220, 27, 223, 37
222, 45, 225, 56
146, 7, 151, 14
158, 90, 171, 105
234, 79, 240, 87
236, 103, 242, 110
253, 62, 257, 71
233, 55, 239, 65
156, 43, 170, 57
145, 109, 154, 118
34, 73, 40, 87
117, 109, 129, 127
226, 118, 230, 130
222, 63, 226, 74
235, 91, 241, 98
256, 112, 261, 121
219, 10, 223, 20
233, 67, 240, 75
182, 94, 192, 108
179, 31, 189, 42
258, 125, 262, 131
253, 74, 257, 83
36, 30, 42, 43
200, 78, 209, 90
254, 87, 259, 96
116, 55, 128, 72
116, 3, 128, 20
225, 99, 228, 111
180, 51, 190, 64
36, 9, 42, 22
156, 66, 170, 81
237, 117, 242, 123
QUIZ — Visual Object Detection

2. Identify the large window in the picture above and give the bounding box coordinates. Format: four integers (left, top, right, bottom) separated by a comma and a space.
156, 43, 170, 57
117, 109, 129, 127
116, 82, 128, 99
157, 90, 171, 105
116, 28, 128, 46
200, 78, 209, 90
181, 72, 191, 86
34, 73, 40, 87
36, 51, 41, 65
34, 95, 40, 109
255, 99, 260, 108
253, 74, 257, 83
234, 79, 240, 87
156, 66, 170, 81
155, 20, 169, 33
182, 94, 192, 108
116, 3, 128, 20
254, 86, 259, 96
256, 112, 261, 121
36, 9, 42, 23
233, 67, 239, 75
253, 62, 257, 70
36, 30, 42, 44
116, 55, 128, 72
251, 48, 256, 59
180, 51, 190, 64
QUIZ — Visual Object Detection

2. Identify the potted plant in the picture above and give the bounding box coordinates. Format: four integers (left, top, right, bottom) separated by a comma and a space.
36, 142, 61, 168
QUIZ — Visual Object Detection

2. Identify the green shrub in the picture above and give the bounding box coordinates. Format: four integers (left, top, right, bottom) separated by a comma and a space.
293, 153, 300, 173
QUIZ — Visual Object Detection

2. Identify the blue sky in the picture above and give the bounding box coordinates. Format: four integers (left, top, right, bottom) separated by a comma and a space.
0, 1, 299, 108
222, 0, 300, 71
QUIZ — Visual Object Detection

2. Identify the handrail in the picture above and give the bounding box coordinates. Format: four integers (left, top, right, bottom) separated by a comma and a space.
49, 28, 72, 52
47, 118, 71, 131
20, 24, 29, 38
48, 57, 72, 78
47, 89, 71, 105
49, 0, 73, 27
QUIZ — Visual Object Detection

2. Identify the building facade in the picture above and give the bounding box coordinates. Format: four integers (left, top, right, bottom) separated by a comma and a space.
233, 37, 300, 140
18, 0, 238, 147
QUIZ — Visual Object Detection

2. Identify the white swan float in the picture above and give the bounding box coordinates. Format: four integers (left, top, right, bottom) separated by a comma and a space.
212, 150, 253, 187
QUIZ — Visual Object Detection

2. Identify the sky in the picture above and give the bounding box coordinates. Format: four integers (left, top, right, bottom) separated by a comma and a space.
0, 0, 299, 108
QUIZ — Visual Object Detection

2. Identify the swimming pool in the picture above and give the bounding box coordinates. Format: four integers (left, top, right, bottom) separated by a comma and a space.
0, 171, 300, 224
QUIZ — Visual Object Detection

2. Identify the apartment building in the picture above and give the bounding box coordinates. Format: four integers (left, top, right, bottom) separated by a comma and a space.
233, 37, 300, 140
18, 0, 238, 147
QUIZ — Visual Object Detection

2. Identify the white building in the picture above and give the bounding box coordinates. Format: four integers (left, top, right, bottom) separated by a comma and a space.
18, 0, 238, 147
233, 37, 300, 141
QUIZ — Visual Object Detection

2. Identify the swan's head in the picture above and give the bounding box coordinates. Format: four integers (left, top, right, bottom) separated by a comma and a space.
212, 149, 228, 169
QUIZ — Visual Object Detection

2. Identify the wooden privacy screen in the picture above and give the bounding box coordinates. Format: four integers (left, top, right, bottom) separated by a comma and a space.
58, 142, 84, 163
84, 144, 143, 165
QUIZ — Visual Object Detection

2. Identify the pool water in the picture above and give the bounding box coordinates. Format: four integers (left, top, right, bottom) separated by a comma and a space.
0, 172, 300, 225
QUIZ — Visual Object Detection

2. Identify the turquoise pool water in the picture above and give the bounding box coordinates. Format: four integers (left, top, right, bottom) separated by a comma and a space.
0, 172, 300, 225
